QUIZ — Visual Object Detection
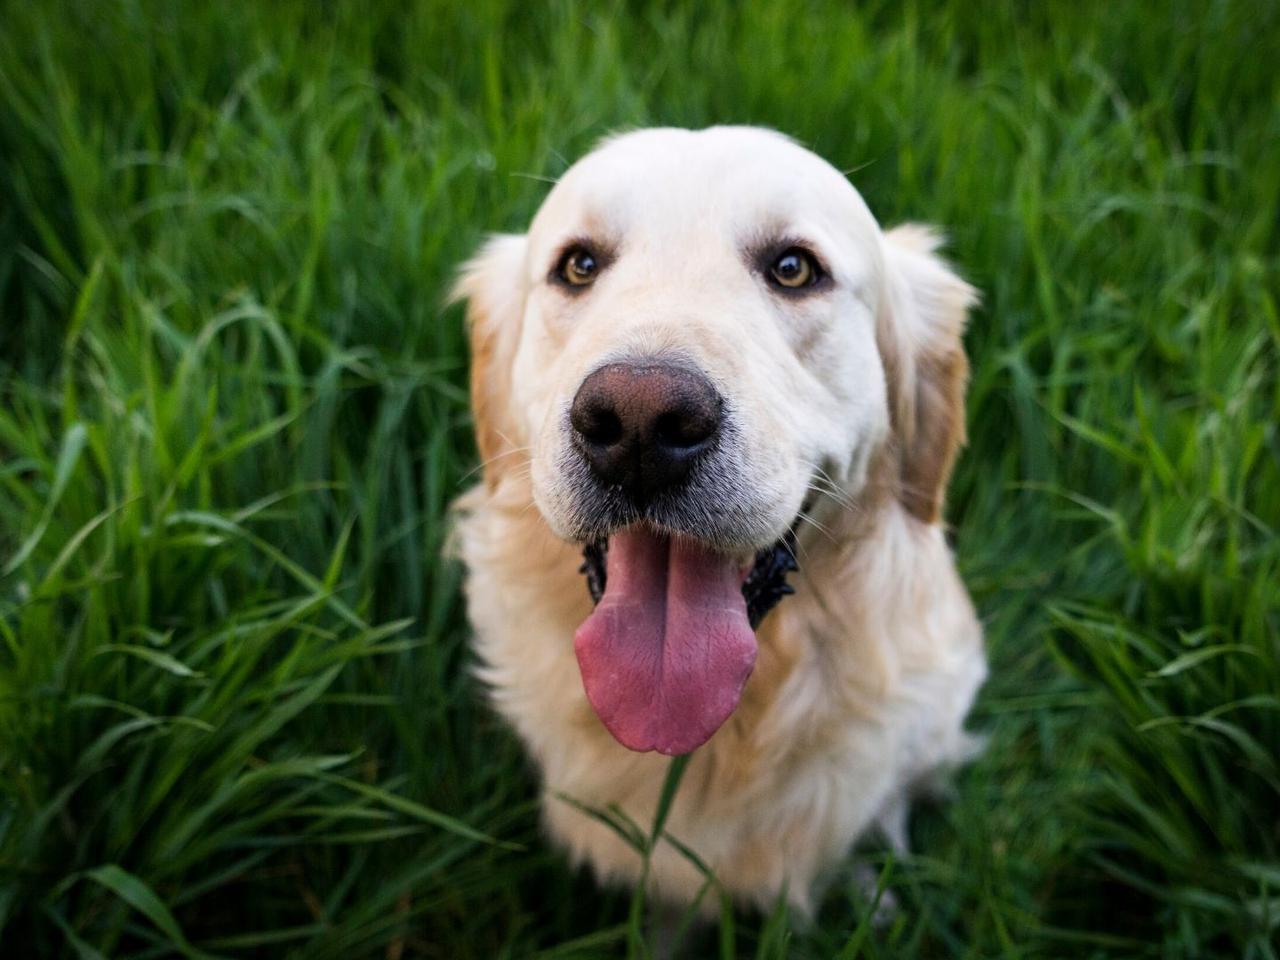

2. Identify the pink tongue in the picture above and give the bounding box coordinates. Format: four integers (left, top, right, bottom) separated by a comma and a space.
573, 527, 757, 755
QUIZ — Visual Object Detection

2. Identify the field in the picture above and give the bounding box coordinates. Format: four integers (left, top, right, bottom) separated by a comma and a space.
1, 1, 1277, 956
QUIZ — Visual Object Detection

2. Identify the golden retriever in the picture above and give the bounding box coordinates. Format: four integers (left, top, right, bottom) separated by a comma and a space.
451, 126, 986, 914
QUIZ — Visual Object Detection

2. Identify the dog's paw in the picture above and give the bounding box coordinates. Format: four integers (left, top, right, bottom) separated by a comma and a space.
852, 863, 900, 928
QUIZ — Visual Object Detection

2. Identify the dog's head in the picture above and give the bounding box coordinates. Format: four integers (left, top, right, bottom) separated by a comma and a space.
455, 127, 975, 755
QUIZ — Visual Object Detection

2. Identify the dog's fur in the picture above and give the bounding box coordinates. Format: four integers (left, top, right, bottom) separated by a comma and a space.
451, 127, 986, 913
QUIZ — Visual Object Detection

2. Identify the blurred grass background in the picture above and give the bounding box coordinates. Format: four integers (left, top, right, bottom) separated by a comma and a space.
0, 0, 1277, 956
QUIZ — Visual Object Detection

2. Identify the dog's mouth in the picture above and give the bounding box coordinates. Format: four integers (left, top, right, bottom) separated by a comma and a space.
573, 524, 798, 756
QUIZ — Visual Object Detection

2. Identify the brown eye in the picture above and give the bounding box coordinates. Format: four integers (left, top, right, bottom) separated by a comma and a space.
769, 248, 818, 289
558, 247, 599, 286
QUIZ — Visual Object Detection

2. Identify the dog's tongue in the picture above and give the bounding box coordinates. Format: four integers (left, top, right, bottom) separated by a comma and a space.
573, 527, 757, 755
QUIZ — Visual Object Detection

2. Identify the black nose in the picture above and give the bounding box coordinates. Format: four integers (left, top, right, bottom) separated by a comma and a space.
570, 361, 723, 502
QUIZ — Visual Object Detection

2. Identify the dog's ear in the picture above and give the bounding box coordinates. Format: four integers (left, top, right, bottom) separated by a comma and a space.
450, 234, 529, 489
877, 225, 977, 524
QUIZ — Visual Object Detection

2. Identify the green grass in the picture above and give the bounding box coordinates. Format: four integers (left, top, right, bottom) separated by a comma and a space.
0, 0, 1276, 956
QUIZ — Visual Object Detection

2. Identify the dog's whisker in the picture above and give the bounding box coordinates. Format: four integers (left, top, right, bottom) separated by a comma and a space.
509, 171, 561, 184
820, 483, 865, 515
548, 146, 572, 171
804, 480, 861, 517
809, 465, 856, 500
492, 426, 524, 451
797, 461, 860, 512
806, 477, 854, 505
461, 445, 533, 483
794, 510, 837, 549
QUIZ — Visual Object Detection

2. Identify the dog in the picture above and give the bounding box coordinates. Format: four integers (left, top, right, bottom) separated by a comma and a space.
450, 126, 986, 915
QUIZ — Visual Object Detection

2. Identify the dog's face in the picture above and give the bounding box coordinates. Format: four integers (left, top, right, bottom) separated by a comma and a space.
516, 127, 891, 551
458, 127, 974, 755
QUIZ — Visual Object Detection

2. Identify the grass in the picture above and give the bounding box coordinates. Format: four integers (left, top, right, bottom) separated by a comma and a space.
0, 0, 1276, 956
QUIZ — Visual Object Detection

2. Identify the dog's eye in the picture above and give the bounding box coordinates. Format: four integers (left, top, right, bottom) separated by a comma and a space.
558, 247, 599, 286
768, 248, 819, 289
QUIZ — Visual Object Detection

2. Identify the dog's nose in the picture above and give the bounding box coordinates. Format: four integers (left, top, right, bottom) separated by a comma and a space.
570, 361, 722, 501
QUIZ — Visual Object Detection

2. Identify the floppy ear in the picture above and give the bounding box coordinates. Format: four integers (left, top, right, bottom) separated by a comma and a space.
877, 224, 978, 525
450, 234, 529, 489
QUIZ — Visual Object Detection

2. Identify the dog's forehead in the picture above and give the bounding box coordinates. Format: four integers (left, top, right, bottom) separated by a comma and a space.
530, 126, 875, 245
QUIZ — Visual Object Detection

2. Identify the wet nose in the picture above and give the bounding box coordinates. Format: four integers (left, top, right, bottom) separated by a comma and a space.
569, 361, 723, 502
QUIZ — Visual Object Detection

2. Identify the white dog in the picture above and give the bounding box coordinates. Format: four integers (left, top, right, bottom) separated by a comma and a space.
451, 126, 986, 914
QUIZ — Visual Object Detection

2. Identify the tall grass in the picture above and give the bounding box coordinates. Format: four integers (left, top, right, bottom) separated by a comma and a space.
0, 1, 1276, 956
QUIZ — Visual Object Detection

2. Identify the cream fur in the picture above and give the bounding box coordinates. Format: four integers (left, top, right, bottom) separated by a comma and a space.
450, 126, 986, 913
